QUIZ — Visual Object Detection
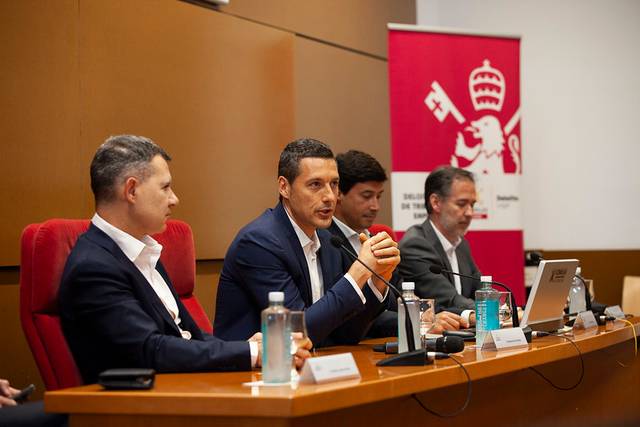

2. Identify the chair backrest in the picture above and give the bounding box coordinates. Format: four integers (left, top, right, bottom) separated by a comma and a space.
368, 223, 398, 241
622, 276, 640, 316
20, 218, 211, 390
153, 221, 213, 334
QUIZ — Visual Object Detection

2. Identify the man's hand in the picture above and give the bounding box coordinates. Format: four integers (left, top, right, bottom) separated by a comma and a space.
428, 311, 468, 334
0, 379, 19, 407
292, 335, 313, 369
248, 332, 313, 369
354, 232, 400, 293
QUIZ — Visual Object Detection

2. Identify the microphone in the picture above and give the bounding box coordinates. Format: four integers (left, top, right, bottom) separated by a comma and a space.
374, 336, 464, 355
428, 265, 521, 328
425, 335, 465, 353
330, 234, 426, 366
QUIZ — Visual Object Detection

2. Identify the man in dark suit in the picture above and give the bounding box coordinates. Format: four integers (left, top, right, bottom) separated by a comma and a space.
59, 135, 310, 384
398, 166, 481, 324
214, 139, 400, 346
329, 151, 467, 335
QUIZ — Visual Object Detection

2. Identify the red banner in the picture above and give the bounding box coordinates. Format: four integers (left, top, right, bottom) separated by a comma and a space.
388, 26, 524, 304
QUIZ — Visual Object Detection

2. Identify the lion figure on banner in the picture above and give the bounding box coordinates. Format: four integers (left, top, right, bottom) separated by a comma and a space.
451, 114, 521, 175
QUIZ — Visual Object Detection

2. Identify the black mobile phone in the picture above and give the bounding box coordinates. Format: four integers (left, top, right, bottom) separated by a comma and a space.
12, 384, 35, 403
98, 369, 155, 390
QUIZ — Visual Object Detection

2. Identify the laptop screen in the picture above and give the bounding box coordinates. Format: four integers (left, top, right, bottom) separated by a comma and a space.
521, 259, 579, 332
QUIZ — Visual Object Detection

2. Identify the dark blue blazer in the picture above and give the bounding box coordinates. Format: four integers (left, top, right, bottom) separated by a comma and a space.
214, 203, 386, 346
59, 224, 251, 384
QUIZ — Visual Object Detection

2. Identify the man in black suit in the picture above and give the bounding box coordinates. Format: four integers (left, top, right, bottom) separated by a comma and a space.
398, 166, 481, 324
59, 135, 310, 383
329, 151, 467, 335
214, 139, 400, 346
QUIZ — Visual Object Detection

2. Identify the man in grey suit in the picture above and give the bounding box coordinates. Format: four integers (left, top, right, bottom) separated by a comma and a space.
398, 166, 481, 325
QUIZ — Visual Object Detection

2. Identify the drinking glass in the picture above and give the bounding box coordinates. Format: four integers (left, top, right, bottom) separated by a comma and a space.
289, 311, 308, 381
418, 298, 435, 348
498, 291, 513, 327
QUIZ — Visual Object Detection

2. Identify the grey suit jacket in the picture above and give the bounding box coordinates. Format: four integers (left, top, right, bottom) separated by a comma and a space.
398, 220, 481, 313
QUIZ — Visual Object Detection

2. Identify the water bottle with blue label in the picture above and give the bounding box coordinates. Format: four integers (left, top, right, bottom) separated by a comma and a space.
475, 276, 500, 347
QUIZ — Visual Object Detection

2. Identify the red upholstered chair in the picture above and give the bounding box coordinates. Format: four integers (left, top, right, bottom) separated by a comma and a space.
20, 218, 211, 390
368, 223, 398, 241
153, 221, 213, 334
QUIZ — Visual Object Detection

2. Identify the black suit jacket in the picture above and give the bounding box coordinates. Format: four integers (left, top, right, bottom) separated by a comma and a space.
214, 203, 385, 346
398, 220, 481, 313
59, 224, 251, 384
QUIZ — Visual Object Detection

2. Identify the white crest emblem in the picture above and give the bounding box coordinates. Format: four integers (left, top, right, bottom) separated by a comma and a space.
424, 59, 521, 175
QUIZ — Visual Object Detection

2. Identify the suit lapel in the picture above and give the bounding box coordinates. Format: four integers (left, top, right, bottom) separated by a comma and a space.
86, 224, 183, 336
422, 221, 454, 284
274, 203, 313, 306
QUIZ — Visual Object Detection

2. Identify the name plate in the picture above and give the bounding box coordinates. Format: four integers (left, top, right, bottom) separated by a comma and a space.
573, 310, 598, 330
482, 328, 528, 350
299, 353, 361, 385
605, 305, 626, 319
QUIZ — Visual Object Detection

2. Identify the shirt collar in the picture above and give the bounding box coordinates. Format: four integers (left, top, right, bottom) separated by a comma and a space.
429, 219, 461, 255
284, 208, 321, 253
332, 216, 360, 240
91, 213, 163, 263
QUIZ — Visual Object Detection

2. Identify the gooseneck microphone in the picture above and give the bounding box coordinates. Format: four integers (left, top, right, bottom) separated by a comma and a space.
428, 265, 520, 328
330, 235, 426, 366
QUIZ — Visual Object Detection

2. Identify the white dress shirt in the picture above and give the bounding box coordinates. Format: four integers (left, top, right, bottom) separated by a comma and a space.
92, 214, 258, 366
284, 210, 368, 304
430, 220, 474, 322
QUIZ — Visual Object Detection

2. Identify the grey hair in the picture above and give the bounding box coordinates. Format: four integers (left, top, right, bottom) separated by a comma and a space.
424, 166, 474, 215
90, 135, 171, 204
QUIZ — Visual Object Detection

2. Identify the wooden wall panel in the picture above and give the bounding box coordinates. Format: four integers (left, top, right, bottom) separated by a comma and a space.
79, 0, 295, 259
221, 0, 415, 58
0, 1, 86, 266
293, 37, 393, 227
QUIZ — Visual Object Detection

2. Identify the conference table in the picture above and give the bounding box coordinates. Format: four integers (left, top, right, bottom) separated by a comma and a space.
46, 319, 640, 427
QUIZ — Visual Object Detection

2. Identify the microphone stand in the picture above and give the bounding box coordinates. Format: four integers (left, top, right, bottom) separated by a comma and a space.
330, 236, 426, 366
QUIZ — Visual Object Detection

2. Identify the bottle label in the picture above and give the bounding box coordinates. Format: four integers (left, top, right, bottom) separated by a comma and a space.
476, 299, 500, 331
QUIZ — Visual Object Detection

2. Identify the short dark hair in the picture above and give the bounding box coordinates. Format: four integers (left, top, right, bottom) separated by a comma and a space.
90, 135, 171, 205
424, 166, 475, 215
277, 138, 334, 183
336, 150, 387, 194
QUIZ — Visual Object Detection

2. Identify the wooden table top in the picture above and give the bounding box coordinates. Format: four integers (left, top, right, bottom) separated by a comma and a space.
45, 319, 639, 418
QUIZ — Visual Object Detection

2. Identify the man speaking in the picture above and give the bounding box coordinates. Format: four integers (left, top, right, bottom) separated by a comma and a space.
214, 139, 400, 346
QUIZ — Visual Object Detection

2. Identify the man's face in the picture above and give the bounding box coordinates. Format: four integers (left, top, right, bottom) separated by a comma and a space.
130, 155, 179, 237
279, 157, 339, 238
336, 181, 385, 233
431, 178, 476, 243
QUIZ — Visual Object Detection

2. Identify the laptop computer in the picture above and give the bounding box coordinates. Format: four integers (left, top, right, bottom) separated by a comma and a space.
521, 259, 579, 332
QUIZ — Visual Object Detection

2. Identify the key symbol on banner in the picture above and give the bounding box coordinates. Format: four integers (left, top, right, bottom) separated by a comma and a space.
424, 81, 465, 124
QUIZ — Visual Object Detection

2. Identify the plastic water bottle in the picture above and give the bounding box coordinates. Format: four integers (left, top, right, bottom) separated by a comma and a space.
568, 267, 586, 314
398, 282, 420, 353
261, 291, 291, 383
475, 276, 500, 347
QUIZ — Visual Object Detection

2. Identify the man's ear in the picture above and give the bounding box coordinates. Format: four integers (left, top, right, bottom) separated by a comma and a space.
278, 176, 290, 200
124, 176, 139, 203
429, 193, 441, 214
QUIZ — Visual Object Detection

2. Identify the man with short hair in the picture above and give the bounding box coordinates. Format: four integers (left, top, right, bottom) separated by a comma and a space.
214, 139, 400, 346
329, 151, 468, 333
59, 135, 310, 384
398, 166, 481, 320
